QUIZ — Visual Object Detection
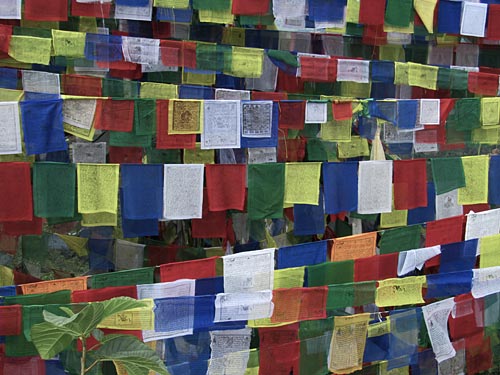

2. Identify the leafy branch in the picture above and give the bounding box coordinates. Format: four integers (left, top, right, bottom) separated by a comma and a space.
30, 297, 168, 375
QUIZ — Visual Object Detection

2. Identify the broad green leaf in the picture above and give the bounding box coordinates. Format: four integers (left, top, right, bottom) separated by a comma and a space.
114, 360, 150, 375
95, 335, 168, 375
43, 310, 80, 327
59, 306, 76, 317
101, 297, 148, 320
92, 328, 104, 342
31, 322, 77, 359
66, 303, 105, 337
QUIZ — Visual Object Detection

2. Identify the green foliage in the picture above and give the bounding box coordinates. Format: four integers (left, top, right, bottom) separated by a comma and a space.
31, 297, 168, 375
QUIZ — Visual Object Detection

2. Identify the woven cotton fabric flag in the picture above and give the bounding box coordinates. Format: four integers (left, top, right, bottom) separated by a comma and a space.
357, 161, 393, 214
77, 164, 119, 215
121, 164, 163, 220
163, 164, 204, 220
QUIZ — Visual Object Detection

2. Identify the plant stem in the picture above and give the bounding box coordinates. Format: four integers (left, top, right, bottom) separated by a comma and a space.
80, 337, 86, 375
85, 360, 100, 374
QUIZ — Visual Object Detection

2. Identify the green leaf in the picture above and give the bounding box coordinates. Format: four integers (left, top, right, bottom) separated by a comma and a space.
101, 297, 148, 320
95, 335, 168, 375
114, 361, 150, 375
92, 329, 104, 342
59, 306, 76, 317
43, 310, 80, 327
66, 303, 105, 338
31, 322, 77, 359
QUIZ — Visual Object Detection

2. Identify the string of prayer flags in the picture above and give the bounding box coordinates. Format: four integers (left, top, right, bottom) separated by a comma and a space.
458, 155, 489, 205
357, 160, 393, 214
247, 163, 285, 220
160, 257, 219, 282
33, 162, 75, 218
323, 161, 358, 215
163, 164, 204, 220
284, 162, 321, 205
205, 164, 246, 211
375, 276, 426, 307
0, 162, 33, 221
277, 241, 328, 269
20, 99, 67, 155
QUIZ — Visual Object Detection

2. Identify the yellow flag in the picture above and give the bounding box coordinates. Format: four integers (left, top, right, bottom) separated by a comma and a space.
79, 17, 98, 33
81, 212, 117, 227
480, 234, 500, 268
0, 266, 14, 287
231, 47, 263, 78
481, 97, 500, 127
222, 27, 246, 46
77, 164, 120, 214
321, 120, 352, 142
274, 267, 305, 289
472, 128, 499, 145
140, 82, 178, 99
337, 136, 370, 158
380, 209, 408, 228
408, 62, 438, 90
99, 299, 154, 330
0, 88, 23, 101
56, 234, 89, 256
375, 276, 426, 307
154, 0, 189, 8
182, 70, 216, 86
329, 314, 371, 374
284, 162, 322, 205
414, 0, 438, 33
52, 30, 86, 58
199, 8, 234, 24
168, 99, 203, 134
379, 45, 405, 62
457, 155, 489, 205
346, 0, 360, 23
394, 62, 409, 85
8, 35, 52, 65
184, 143, 215, 164
341, 82, 371, 98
